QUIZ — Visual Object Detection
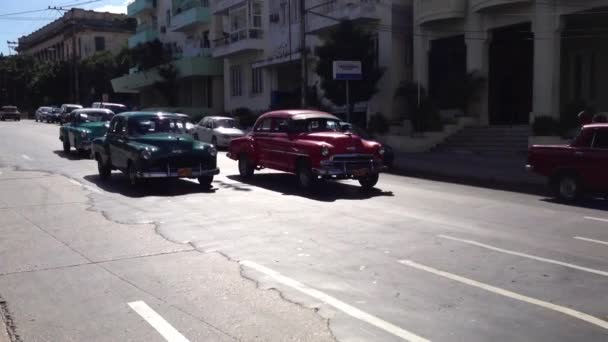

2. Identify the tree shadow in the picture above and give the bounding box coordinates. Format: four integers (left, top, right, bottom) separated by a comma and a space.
53, 150, 89, 161
83, 174, 216, 198
226, 173, 394, 202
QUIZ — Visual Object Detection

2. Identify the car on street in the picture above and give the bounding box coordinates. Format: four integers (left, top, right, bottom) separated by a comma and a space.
0, 106, 21, 121
340, 122, 395, 168
60, 108, 115, 156
46, 107, 62, 123
59, 104, 83, 124
193, 116, 246, 148
35, 107, 54, 122
91, 112, 219, 188
527, 123, 608, 201
92, 102, 127, 114
228, 110, 386, 190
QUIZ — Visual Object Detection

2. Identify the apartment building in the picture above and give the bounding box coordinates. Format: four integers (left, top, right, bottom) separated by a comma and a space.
112, 0, 224, 115
213, 0, 413, 123
17, 9, 135, 62
414, 0, 608, 127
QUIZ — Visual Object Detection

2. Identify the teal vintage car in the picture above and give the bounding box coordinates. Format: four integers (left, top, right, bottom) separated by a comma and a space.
91, 112, 219, 188
59, 108, 115, 155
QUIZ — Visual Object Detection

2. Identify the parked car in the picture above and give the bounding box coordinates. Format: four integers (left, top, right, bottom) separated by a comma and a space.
0, 106, 21, 121
91, 112, 219, 188
47, 107, 63, 123
92, 102, 127, 114
60, 108, 115, 155
228, 110, 386, 190
59, 104, 83, 124
527, 124, 608, 201
340, 122, 395, 168
35, 107, 53, 122
193, 116, 246, 148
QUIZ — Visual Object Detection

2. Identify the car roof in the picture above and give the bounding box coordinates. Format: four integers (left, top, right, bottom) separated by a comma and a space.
206, 116, 234, 120
2, 106, 17, 109
73, 108, 114, 114
584, 123, 608, 128
116, 111, 183, 119
97, 102, 126, 107
259, 110, 338, 121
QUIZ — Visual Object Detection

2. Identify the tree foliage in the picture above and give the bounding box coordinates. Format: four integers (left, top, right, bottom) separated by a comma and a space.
314, 21, 384, 109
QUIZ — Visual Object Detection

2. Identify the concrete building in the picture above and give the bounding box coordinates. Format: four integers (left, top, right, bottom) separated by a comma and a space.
213, 0, 412, 124
413, 0, 608, 127
17, 9, 135, 62
112, 0, 225, 115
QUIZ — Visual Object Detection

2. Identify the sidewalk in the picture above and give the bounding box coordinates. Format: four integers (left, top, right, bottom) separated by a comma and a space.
390, 151, 547, 193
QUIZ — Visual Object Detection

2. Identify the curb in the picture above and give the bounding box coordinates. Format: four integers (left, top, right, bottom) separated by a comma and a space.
0, 314, 9, 342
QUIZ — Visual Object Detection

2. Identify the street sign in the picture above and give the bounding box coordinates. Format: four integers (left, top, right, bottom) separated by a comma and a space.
333, 61, 362, 81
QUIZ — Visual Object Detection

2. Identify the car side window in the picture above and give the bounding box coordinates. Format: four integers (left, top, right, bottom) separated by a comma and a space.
198, 118, 206, 126
592, 130, 608, 149
274, 118, 288, 132
255, 119, 272, 132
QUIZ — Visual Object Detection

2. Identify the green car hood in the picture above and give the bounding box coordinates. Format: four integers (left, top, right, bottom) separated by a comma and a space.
130, 133, 200, 154
79, 122, 109, 138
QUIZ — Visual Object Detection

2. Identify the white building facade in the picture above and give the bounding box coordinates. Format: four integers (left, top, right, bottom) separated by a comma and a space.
414, 0, 608, 127
212, 0, 413, 125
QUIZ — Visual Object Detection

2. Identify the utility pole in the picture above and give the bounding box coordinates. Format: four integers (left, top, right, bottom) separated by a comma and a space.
299, 0, 307, 108
49, 6, 79, 103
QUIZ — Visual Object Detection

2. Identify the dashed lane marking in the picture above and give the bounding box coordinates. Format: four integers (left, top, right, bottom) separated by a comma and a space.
584, 216, 608, 223
21, 154, 32, 161
398, 260, 608, 330
438, 235, 608, 277
128, 301, 190, 342
240, 260, 430, 342
574, 236, 608, 246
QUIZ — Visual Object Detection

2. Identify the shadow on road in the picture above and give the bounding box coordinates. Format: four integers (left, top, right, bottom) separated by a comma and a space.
53, 150, 89, 161
541, 197, 608, 211
83, 174, 216, 198
226, 173, 394, 202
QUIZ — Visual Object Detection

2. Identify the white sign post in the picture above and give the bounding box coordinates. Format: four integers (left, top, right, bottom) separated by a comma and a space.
333, 61, 362, 123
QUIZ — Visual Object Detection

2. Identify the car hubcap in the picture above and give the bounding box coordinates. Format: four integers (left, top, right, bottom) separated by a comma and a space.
299, 171, 310, 187
560, 178, 576, 199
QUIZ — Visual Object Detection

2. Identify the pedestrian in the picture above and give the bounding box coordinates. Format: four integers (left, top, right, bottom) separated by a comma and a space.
578, 109, 593, 127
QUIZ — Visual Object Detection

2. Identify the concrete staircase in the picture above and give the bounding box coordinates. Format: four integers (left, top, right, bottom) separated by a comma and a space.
433, 125, 531, 155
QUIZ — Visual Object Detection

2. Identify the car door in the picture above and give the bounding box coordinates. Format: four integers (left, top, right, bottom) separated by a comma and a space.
269, 118, 293, 172
195, 118, 207, 141
584, 128, 608, 190
252, 118, 274, 168
108, 117, 128, 169
67, 113, 79, 146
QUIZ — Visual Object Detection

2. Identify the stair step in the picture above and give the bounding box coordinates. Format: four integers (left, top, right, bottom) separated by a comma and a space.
435, 125, 531, 155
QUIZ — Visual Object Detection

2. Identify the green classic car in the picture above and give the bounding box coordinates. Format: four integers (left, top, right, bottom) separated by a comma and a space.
91, 112, 219, 188
60, 108, 115, 155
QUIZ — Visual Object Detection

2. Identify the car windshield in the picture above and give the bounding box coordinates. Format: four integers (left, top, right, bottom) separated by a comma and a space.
216, 119, 238, 128
130, 117, 187, 135
79, 112, 113, 122
291, 118, 341, 133
3, 107, 17, 112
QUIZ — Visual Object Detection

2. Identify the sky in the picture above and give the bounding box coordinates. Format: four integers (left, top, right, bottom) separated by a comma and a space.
0, 0, 129, 55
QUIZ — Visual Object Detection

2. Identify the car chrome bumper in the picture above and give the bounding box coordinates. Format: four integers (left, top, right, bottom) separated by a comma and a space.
314, 159, 385, 177
138, 167, 220, 179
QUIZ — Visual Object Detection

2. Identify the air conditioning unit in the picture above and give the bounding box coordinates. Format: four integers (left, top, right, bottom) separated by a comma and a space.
269, 13, 280, 23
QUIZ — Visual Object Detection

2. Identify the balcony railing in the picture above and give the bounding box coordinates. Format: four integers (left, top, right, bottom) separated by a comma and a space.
213, 28, 264, 47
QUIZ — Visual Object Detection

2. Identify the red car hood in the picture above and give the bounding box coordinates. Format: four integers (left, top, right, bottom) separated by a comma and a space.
299, 132, 370, 154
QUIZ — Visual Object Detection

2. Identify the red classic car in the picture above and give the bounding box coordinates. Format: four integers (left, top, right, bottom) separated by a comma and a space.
527, 124, 608, 201
228, 110, 386, 189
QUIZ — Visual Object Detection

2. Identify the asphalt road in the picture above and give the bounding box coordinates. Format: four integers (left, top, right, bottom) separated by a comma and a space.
1, 120, 607, 342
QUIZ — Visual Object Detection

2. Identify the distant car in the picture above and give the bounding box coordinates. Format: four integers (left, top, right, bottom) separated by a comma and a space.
193, 116, 246, 148
59, 104, 83, 124
340, 122, 395, 168
59, 108, 115, 156
228, 110, 386, 190
91, 112, 219, 188
527, 124, 608, 201
35, 107, 53, 122
0, 106, 21, 121
47, 107, 63, 123
92, 102, 127, 114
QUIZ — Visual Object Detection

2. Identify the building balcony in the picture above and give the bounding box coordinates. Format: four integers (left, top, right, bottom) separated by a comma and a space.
128, 0, 156, 17
414, 0, 466, 26
213, 0, 246, 14
306, 0, 382, 34
112, 54, 223, 93
128, 25, 159, 48
212, 29, 264, 58
470, 0, 530, 12
172, 5, 211, 32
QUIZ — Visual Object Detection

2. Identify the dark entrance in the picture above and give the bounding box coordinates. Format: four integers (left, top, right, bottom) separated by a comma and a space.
429, 35, 467, 110
489, 23, 533, 125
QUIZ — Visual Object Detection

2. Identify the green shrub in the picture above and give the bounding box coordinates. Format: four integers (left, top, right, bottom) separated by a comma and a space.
367, 113, 389, 135
409, 99, 443, 132
532, 116, 558, 136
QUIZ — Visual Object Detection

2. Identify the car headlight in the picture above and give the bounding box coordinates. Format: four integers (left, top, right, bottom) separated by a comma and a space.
208, 146, 217, 157
378, 146, 386, 155
321, 145, 330, 157
141, 149, 152, 160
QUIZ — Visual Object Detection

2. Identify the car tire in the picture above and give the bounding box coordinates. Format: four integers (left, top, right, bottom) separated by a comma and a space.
198, 176, 214, 189
97, 155, 111, 181
211, 136, 218, 147
127, 161, 139, 186
296, 159, 316, 190
238, 154, 254, 179
359, 173, 379, 190
63, 139, 70, 154
554, 174, 581, 202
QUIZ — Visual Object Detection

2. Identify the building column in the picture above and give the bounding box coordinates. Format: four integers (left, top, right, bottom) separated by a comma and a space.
413, 26, 430, 89
532, 3, 563, 123
465, 13, 490, 125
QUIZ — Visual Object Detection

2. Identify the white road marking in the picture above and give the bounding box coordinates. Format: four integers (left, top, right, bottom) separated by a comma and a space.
397, 260, 608, 330
584, 216, 608, 223
128, 301, 190, 342
240, 260, 429, 342
21, 154, 32, 161
574, 236, 608, 246
68, 179, 102, 194
439, 235, 608, 277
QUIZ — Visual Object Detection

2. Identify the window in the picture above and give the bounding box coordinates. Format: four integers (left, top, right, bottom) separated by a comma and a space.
94, 37, 105, 52
274, 118, 288, 132
166, 9, 171, 27
251, 1, 262, 28
255, 119, 272, 132
593, 130, 608, 149
230, 65, 243, 96
251, 67, 263, 94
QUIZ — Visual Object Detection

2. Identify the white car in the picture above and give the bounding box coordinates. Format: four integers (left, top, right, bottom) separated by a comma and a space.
193, 116, 246, 148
